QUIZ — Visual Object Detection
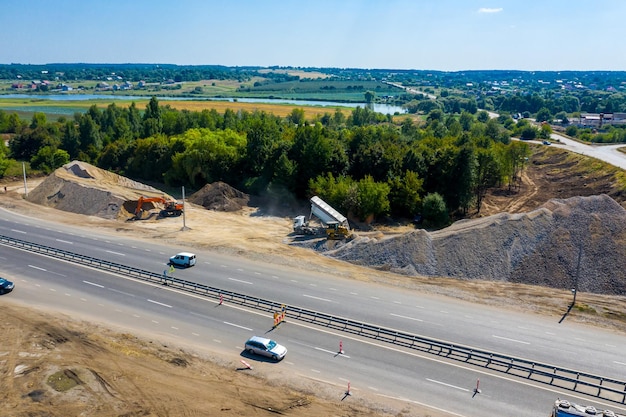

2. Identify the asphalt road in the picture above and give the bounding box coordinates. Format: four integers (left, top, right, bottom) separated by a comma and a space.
2, 210, 626, 416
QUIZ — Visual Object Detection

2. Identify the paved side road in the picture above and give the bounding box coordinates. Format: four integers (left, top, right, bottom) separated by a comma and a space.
547, 132, 626, 170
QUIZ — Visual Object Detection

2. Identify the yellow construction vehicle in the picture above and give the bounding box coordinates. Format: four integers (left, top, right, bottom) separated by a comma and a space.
325, 221, 351, 240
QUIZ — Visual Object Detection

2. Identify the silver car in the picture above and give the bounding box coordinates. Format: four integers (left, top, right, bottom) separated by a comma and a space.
244, 336, 287, 361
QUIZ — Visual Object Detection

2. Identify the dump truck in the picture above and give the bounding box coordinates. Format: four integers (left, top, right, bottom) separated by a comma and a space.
293, 196, 351, 240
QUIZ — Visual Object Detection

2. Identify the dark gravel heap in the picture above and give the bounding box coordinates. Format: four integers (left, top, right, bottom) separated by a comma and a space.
188, 182, 249, 212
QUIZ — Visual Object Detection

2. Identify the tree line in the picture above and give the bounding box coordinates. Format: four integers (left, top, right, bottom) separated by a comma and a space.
0, 98, 532, 228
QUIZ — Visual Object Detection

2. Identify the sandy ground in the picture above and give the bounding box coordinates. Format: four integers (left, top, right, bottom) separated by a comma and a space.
1, 170, 625, 416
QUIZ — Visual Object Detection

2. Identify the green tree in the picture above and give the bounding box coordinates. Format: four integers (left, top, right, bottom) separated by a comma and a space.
354, 175, 390, 222
476, 110, 490, 123
287, 108, 306, 126
422, 192, 448, 228
535, 107, 553, 123
474, 147, 501, 214
388, 170, 423, 217
30, 146, 69, 174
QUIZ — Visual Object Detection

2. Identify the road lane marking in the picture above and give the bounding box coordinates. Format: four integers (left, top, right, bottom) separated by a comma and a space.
228, 277, 252, 285
426, 378, 470, 392
55, 239, 73, 244
28, 265, 47, 271
11, 229, 26, 233
614, 361, 626, 366
377, 393, 469, 417
314, 346, 351, 358
108, 288, 135, 297
223, 322, 252, 331
493, 335, 530, 345
105, 250, 125, 256
390, 313, 423, 322
147, 299, 172, 308
83, 280, 104, 288
302, 294, 332, 302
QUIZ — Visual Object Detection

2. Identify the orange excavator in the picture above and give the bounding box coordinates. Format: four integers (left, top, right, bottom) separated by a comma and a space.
134, 196, 184, 219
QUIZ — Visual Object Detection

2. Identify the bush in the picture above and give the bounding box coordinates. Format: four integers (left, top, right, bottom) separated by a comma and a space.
422, 192, 449, 228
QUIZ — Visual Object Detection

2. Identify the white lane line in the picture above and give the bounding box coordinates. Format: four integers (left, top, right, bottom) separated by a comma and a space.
28, 265, 47, 271
314, 347, 351, 358
390, 313, 423, 322
254, 272, 261, 275
105, 250, 125, 256
192, 332, 200, 336
151, 320, 159, 324
83, 280, 104, 288
147, 299, 172, 308
311, 369, 321, 373
350, 292, 358, 295
370, 296, 380, 300
614, 361, 626, 366
302, 294, 332, 302
309, 283, 317, 287
11, 229, 26, 234
426, 378, 470, 392
228, 277, 253, 285
223, 322, 253, 331
377, 393, 469, 417
49, 288, 57, 292
108, 288, 135, 297
213, 339, 221, 344
493, 335, 530, 345
55, 239, 73, 244
171, 326, 179, 330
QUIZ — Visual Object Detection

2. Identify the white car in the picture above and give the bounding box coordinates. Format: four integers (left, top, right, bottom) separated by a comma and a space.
169, 252, 196, 267
244, 336, 287, 361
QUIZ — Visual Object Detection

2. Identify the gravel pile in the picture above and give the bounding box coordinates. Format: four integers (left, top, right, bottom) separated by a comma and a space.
308, 195, 626, 295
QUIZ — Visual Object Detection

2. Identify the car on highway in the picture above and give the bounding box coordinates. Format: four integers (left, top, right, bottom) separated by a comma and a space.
169, 252, 196, 267
244, 336, 287, 361
0, 277, 15, 294
542, 140, 551, 145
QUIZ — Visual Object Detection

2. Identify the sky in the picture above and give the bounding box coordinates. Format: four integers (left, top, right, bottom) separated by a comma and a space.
1, 0, 625, 72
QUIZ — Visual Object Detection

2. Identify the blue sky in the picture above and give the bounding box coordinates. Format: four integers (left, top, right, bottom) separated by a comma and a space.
1, 0, 625, 71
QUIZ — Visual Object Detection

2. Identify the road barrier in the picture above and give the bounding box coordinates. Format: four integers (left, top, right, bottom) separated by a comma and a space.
2, 234, 625, 404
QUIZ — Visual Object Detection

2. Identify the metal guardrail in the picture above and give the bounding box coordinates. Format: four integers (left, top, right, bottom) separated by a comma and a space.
2, 234, 625, 404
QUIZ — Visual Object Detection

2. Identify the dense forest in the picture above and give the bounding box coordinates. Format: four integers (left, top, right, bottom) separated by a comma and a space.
0, 97, 536, 228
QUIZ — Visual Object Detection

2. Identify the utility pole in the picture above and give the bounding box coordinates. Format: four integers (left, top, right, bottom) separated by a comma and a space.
181, 186, 188, 231
22, 162, 28, 196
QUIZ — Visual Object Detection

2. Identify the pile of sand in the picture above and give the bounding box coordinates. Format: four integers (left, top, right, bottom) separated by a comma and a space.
25, 161, 169, 219
188, 181, 249, 212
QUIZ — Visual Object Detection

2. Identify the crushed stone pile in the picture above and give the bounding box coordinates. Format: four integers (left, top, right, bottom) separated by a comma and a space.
310, 195, 626, 296
26, 161, 169, 219
188, 181, 249, 212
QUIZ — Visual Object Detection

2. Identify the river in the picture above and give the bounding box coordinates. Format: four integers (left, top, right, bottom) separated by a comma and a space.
0, 94, 406, 115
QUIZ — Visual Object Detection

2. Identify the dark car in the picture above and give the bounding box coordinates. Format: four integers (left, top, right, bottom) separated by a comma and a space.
0, 277, 15, 294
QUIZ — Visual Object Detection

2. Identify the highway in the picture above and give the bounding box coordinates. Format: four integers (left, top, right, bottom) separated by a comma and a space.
1, 209, 626, 416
